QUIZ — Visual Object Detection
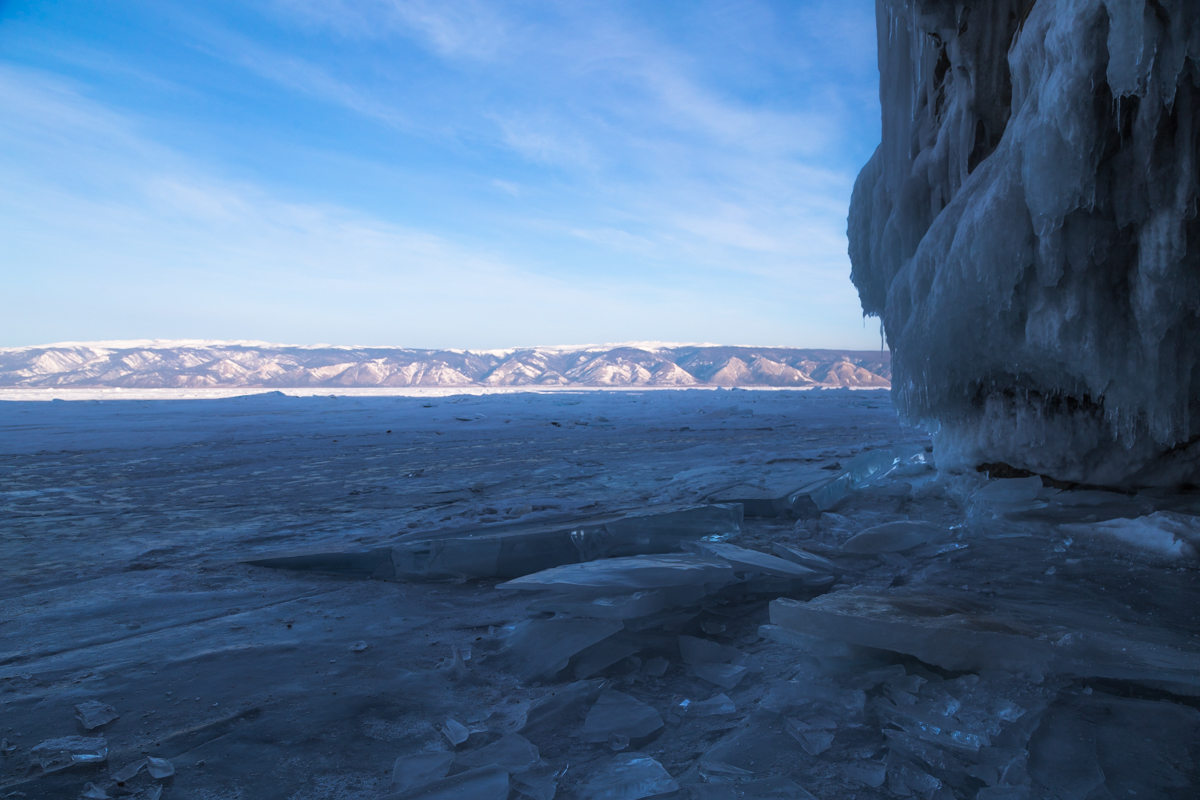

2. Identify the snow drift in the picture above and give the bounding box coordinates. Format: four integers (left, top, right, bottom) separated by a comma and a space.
849, 0, 1200, 486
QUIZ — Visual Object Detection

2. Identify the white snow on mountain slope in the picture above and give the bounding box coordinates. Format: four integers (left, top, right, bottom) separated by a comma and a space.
0, 342, 891, 390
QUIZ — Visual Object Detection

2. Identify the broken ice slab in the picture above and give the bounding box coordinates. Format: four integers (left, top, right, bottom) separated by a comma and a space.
1012, 488, 1157, 525
388, 751, 456, 794
706, 466, 837, 519
688, 777, 816, 799
784, 716, 835, 755
642, 657, 669, 677
886, 752, 945, 798
1060, 511, 1200, 560
511, 764, 567, 800
689, 693, 736, 716
841, 521, 950, 554
528, 589, 683, 620
842, 761, 887, 789
769, 543, 841, 576
248, 504, 743, 582
498, 554, 735, 600
440, 718, 470, 746
572, 632, 641, 679
111, 758, 146, 782
761, 680, 866, 716
456, 734, 541, 774
1027, 690, 1200, 799
770, 591, 1200, 692
80, 783, 109, 800
145, 755, 174, 778
801, 446, 929, 512
972, 477, 1044, 511
243, 547, 396, 578
707, 482, 825, 519
581, 689, 664, 744
696, 761, 755, 782
693, 663, 747, 690
577, 753, 678, 800
28, 736, 107, 772
75, 700, 119, 730
496, 617, 624, 681
381, 764, 509, 800
521, 679, 605, 732
391, 504, 744, 580
678, 635, 738, 664
876, 696, 991, 754
681, 541, 831, 584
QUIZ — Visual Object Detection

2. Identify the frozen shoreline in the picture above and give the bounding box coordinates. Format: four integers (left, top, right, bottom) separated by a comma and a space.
2, 390, 1197, 799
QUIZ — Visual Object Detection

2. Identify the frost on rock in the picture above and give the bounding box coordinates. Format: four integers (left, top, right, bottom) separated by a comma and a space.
849, 0, 1200, 486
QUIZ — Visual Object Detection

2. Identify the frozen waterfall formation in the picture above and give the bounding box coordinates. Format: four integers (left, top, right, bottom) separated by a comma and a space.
849, 0, 1200, 486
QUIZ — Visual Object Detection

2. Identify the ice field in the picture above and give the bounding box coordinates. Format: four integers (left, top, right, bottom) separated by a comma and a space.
2, 389, 1198, 800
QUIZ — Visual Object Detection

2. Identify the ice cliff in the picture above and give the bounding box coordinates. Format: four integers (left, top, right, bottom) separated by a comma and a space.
849, 0, 1200, 486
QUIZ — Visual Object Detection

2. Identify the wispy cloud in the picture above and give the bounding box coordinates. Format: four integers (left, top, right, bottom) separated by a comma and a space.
274, 0, 510, 58
490, 113, 597, 169
1, 1, 883, 349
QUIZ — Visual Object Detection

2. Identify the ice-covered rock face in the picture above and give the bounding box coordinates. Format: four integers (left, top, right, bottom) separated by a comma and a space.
849, 0, 1200, 486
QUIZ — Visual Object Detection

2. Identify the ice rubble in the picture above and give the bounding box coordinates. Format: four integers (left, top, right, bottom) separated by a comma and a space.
10, 392, 1200, 799
248, 504, 744, 581
234, 440, 1200, 796
849, 0, 1200, 486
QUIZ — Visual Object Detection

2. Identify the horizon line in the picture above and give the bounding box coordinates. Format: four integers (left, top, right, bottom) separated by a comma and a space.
2, 338, 892, 355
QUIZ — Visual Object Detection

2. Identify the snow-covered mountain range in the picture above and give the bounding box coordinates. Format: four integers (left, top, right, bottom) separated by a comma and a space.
0, 341, 891, 389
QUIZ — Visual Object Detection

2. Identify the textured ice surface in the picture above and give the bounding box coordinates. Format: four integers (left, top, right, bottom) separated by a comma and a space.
849, 0, 1200, 486
454, 734, 540, 773
27, 737, 108, 772
1061, 510, 1200, 559
581, 690, 665, 744
688, 693, 736, 716
391, 504, 744, 581
681, 540, 829, 582
576, 753, 678, 800
387, 751, 455, 794
497, 553, 736, 598
6, 389, 1199, 799
73, 701, 119, 731
841, 521, 949, 554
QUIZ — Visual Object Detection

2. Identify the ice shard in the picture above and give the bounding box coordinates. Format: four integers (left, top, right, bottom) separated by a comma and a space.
387, 752, 456, 795
848, 0, 1200, 486
841, 521, 950, 554
496, 554, 735, 600
494, 617, 625, 682
28, 736, 108, 772
681, 541, 830, 583
576, 753, 678, 800
455, 734, 541, 773
580, 690, 664, 744
247, 504, 743, 582
770, 591, 1200, 692
74, 701, 119, 731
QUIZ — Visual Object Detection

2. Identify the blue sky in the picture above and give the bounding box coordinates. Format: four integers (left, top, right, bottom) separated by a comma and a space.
0, 0, 882, 349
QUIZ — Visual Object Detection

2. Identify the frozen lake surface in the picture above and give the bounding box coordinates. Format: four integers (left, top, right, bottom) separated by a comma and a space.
2, 389, 1198, 799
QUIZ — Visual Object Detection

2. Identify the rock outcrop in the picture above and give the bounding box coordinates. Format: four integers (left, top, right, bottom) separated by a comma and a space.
850, 0, 1200, 486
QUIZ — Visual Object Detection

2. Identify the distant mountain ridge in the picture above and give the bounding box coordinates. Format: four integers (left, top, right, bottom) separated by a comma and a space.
0, 341, 891, 389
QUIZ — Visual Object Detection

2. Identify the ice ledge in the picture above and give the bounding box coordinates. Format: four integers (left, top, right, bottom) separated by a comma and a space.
849, 0, 1200, 486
